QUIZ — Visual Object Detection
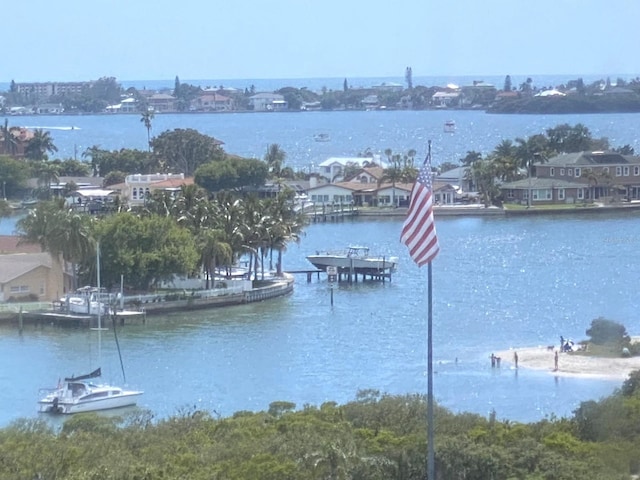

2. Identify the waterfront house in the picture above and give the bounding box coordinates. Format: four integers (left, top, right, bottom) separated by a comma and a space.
248, 93, 287, 112
437, 166, 475, 193
500, 177, 586, 205
122, 173, 193, 207
307, 183, 355, 205
316, 156, 385, 183
0, 236, 72, 302
191, 93, 234, 112
0, 126, 33, 158
35, 103, 64, 114
501, 151, 640, 204
432, 91, 461, 108
147, 93, 176, 112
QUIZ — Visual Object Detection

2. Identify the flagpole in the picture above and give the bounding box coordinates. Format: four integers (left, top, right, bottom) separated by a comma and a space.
399, 139, 439, 479
427, 261, 435, 479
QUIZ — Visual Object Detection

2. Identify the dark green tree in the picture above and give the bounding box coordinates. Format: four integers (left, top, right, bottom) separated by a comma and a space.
151, 128, 225, 176
504, 74, 512, 91
195, 157, 268, 192
91, 212, 199, 290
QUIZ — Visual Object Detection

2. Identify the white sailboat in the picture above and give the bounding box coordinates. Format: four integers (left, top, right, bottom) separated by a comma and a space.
38, 243, 143, 414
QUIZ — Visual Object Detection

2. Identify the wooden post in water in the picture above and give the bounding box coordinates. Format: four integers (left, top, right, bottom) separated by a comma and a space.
18, 306, 23, 333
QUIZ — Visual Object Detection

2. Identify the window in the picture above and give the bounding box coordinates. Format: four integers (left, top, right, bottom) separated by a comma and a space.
616, 166, 622, 176
550, 168, 555, 176
634, 166, 640, 176
560, 168, 565, 176
603, 167, 609, 174
578, 188, 584, 200
624, 166, 630, 176
567, 168, 573, 177
533, 189, 552, 201
558, 189, 565, 200
132, 188, 138, 199
574, 168, 581, 177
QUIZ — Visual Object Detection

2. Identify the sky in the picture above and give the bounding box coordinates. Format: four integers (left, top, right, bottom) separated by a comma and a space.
5, 0, 640, 83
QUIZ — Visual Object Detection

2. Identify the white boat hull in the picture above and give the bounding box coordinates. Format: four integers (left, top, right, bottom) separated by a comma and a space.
38, 370, 143, 414
38, 391, 143, 414
307, 255, 398, 273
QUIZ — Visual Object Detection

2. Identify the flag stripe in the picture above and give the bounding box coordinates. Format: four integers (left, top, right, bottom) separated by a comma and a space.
400, 147, 440, 266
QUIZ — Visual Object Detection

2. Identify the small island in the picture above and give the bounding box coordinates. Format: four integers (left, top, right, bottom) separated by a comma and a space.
496, 318, 640, 381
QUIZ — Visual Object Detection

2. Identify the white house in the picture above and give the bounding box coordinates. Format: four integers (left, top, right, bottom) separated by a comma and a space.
306, 183, 356, 205
317, 156, 385, 183
123, 173, 191, 207
248, 93, 287, 112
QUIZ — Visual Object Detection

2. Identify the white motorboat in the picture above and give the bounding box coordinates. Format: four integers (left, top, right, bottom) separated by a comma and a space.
38, 368, 143, 414
314, 133, 330, 142
60, 286, 110, 316
306, 246, 398, 274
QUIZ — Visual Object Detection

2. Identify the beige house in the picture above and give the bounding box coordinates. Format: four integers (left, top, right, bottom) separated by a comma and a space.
0, 236, 72, 302
122, 173, 194, 207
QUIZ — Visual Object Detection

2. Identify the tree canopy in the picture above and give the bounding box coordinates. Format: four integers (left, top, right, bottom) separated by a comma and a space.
151, 128, 225, 176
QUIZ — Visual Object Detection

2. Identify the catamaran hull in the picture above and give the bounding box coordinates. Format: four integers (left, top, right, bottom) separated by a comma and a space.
38, 391, 143, 414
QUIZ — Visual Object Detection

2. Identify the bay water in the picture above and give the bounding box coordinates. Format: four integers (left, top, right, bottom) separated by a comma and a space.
1, 211, 638, 426
1, 106, 640, 426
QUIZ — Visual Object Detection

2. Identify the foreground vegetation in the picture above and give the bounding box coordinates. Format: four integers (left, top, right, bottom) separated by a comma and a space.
3, 382, 640, 480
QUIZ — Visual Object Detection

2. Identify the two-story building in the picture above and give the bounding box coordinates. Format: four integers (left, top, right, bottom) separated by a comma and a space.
191, 93, 234, 112
501, 151, 640, 205
121, 173, 193, 207
248, 93, 287, 112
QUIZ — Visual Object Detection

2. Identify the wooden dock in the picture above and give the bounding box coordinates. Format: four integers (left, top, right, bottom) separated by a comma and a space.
307, 204, 358, 223
285, 268, 393, 284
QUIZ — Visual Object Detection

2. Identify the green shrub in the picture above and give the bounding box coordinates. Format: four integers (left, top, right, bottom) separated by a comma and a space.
585, 317, 629, 345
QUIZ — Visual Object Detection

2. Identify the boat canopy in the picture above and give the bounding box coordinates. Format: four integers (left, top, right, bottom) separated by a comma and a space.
65, 367, 101, 382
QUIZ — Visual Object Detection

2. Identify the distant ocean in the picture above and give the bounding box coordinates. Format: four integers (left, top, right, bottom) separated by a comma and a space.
0, 74, 635, 93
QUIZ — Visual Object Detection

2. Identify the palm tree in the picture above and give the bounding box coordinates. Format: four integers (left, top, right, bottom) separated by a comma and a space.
49, 210, 94, 289
16, 202, 94, 289
382, 150, 402, 207
197, 228, 232, 289
82, 145, 104, 176
1, 119, 18, 156
140, 110, 155, 152
25, 129, 58, 161
264, 143, 286, 178
266, 192, 305, 276
34, 162, 61, 200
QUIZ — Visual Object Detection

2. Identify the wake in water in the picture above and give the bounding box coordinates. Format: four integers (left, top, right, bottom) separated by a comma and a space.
24, 126, 81, 131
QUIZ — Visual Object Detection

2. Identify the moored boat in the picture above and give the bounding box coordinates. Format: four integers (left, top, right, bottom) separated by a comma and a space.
306, 246, 398, 274
444, 120, 456, 133
38, 368, 143, 414
314, 133, 330, 142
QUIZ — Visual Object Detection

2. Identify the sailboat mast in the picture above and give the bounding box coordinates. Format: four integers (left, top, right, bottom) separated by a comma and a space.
97, 241, 101, 330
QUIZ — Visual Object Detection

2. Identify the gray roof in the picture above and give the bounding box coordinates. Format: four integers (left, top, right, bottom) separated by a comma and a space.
0, 252, 52, 283
543, 151, 640, 167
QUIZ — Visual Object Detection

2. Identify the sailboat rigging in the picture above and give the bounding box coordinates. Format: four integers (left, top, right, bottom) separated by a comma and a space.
38, 242, 143, 414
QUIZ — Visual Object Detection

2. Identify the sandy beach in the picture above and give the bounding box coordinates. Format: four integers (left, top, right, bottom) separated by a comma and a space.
495, 345, 640, 381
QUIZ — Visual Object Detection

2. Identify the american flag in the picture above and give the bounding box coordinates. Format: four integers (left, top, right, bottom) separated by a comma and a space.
400, 147, 440, 266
